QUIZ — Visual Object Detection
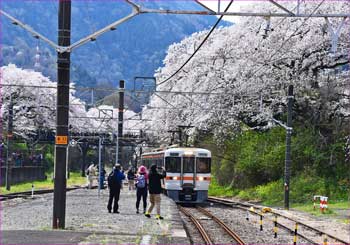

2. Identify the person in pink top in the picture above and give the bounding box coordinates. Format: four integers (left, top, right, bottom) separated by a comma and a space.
135, 165, 148, 214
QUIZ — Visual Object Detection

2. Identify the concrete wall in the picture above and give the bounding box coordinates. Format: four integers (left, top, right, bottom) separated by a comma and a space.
0, 166, 47, 186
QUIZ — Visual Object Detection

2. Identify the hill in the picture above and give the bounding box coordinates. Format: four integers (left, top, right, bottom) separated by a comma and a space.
1, 1, 230, 94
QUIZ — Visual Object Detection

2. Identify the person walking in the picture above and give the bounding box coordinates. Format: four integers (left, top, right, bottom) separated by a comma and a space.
98, 167, 106, 189
107, 163, 125, 213
86, 163, 96, 189
135, 165, 148, 214
145, 164, 166, 219
127, 167, 136, 191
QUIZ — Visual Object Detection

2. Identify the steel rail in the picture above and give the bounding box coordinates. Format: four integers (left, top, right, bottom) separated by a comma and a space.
208, 196, 349, 245
178, 206, 213, 245
207, 197, 317, 244
197, 206, 245, 245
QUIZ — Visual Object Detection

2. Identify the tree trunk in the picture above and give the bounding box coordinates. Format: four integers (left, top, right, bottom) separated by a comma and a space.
81, 142, 89, 177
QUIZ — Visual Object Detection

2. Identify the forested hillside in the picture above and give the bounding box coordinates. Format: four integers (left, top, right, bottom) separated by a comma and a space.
1, 1, 228, 98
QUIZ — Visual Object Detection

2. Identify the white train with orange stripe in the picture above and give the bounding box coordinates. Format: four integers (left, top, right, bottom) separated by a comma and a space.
141, 147, 211, 203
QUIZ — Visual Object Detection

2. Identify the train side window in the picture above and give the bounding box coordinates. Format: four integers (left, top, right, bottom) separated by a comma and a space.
196, 158, 211, 173
165, 157, 181, 172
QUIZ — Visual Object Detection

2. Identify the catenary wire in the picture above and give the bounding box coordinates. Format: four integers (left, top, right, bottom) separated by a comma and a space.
156, 0, 234, 87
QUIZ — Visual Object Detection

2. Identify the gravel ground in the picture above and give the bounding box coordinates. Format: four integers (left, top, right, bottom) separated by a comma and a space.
182, 207, 239, 244
180, 204, 312, 244
2, 190, 348, 245
218, 197, 350, 244
205, 204, 310, 244
1, 188, 189, 244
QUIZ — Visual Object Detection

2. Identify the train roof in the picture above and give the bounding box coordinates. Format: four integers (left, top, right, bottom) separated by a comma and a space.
142, 147, 211, 156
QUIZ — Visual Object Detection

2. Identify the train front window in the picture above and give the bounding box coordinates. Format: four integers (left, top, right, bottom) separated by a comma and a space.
196, 158, 211, 173
183, 157, 194, 173
165, 157, 181, 172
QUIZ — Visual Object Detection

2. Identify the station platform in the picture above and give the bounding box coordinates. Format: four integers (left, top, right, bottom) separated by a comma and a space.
1, 187, 190, 244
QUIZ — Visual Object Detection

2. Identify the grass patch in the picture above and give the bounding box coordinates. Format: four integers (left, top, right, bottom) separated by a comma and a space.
208, 177, 235, 197
0, 171, 86, 194
67, 172, 86, 186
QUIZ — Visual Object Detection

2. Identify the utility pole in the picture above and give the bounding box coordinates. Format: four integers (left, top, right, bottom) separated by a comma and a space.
98, 137, 102, 196
179, 129, 183, 147
117, 80, 124, 166
5, 94, 13, 191
167, 130, 179, 145
80, 140, 89, 177
284, 85, 293, 210
178, 125, 194, 147
53, 0, 71, 229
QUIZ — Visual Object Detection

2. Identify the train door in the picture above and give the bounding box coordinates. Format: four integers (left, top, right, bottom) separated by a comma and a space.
181, 155, 196, 201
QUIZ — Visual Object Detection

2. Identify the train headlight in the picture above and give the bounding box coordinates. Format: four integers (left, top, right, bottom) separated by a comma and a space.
172, 176, 179, 180
184, 151, 194, 155
198, 176, 204, 181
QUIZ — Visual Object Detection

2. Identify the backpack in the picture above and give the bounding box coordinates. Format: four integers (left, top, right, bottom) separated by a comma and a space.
136, 175, 146, 188
107, 171, 115, 187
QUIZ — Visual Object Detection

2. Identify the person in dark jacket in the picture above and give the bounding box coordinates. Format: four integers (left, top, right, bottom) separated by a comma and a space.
107, 163, 125, 213
127, 167, 136, 191
145, 164, 166, 219
135, 165, 148, 214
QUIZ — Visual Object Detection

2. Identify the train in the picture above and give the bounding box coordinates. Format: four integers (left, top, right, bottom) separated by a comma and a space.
141, 147, 211, 203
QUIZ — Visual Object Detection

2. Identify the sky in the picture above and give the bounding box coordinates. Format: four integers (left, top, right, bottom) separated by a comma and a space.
198, 0, 255, 22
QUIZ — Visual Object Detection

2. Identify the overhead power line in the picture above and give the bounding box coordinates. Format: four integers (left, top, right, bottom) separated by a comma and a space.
156, 0, 234, 87
243, 0, 327, 83
1, 1, 348, 54
1, 83, 241, 96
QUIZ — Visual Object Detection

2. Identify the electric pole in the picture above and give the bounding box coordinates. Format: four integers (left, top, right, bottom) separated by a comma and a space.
53, 0, 71, 229
284, 85, 293, 210
5, 94, 13, 191
178, 125, 193, 147
117, 80, 124, 166
168, 130, 180, 145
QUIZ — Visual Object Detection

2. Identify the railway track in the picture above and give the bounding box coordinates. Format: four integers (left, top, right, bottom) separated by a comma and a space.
0, 186, 83, 201
179, 205, 245, 245
208, 196, 349, 245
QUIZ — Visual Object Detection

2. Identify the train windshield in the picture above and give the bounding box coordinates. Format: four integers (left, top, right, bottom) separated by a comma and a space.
183, 157, 195, 173
196, 158, 211, 173
165, 157, 181, 172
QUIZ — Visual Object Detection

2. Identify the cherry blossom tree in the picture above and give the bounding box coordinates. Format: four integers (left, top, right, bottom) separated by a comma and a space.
142, 1, 350, 144
1, 64, 141, 142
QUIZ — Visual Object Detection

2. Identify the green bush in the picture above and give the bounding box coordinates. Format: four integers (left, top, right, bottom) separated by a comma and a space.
255, 180, 284, 205
45, 152, 54, 171
200, 124, 348, 205
208, 177, 235, 197
237, 188, 257, 201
